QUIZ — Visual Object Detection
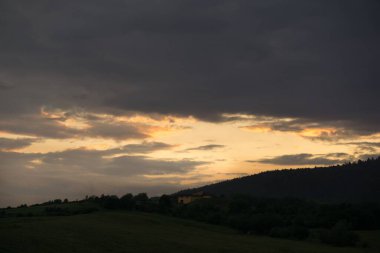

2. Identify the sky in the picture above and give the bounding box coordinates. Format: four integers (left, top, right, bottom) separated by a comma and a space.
0, 0, 379, 207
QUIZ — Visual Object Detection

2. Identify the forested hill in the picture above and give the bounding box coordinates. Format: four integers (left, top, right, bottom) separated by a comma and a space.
177, 157, 380, 203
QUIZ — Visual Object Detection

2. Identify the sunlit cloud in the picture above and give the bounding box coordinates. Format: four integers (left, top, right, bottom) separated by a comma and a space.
252, 153, 354, 166
0, 107, 195, 154
237, 115, 371, 142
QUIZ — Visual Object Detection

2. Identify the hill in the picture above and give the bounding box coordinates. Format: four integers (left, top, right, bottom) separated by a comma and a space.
177, 157, 380, 202
1, 211, 380, 253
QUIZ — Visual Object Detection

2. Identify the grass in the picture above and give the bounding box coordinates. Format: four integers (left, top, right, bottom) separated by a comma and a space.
1, 211, 379, 253
2, 201, 99, 216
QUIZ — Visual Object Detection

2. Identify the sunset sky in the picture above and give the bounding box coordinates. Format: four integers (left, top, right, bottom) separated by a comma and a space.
1, 1, 379, 207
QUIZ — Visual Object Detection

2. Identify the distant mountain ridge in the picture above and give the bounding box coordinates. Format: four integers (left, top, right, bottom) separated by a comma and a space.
176, 157, 380, 203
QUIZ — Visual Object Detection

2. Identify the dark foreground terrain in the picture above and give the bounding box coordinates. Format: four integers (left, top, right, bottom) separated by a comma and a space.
1, 211, 379, 253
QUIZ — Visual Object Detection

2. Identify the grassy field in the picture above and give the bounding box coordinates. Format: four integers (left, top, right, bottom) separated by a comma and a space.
2, 202, 100, 216
1, 211, 380, 253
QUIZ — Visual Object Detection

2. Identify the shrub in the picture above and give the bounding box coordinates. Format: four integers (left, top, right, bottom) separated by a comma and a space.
318, 221, 359, 247
270, 226, 309, 240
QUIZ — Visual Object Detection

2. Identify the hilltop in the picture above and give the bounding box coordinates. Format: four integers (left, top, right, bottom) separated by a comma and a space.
176, 157, 380, 203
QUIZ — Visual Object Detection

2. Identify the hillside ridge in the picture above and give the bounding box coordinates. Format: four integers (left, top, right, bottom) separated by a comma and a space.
176, 157, 380, 202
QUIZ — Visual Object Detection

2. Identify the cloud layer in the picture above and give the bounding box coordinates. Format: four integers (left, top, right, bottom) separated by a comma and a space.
0, 141, 206, 206
253, 153, 353, 166
0, 138, 36, 151
1, 0, 379, 134
1, 1, 379, 206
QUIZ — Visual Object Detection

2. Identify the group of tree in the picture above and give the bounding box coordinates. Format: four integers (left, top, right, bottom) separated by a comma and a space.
176, 157, 380, 203
170, 195, 380, 247
3, 192, 380, 247
2, 157, 380, 247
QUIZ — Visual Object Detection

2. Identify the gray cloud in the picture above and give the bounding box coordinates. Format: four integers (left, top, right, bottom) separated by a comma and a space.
0, 80, 13, 90
185, 144, 225, 151
0, 112, 148, 140
0, 0, 378, 136
0, 138, 36, 150
240, 117, 361, 141
84, 121, 148, 140
0, 143, 206, 206
344, 141, 380, 151
252, 153, 353, 166
111, 141, 174, 154
36, 149, 204, 176
357, 153, 380, 161
107, 155, 206, 176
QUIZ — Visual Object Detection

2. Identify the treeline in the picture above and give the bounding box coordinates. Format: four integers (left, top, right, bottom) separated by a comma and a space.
0, 193, 171, 217
50, 194, 380, 246
177, 157, 380, 203
171, 196, 380, 247
91, 194, 380, 247
3, 193, 380, 247
84, 193, 164, 211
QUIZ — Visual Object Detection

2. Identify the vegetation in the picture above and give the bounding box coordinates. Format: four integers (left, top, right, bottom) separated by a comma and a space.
1, 201, 100, 217
176, 157, 380, 203
172, 196, 380, 247
1, 211, 380, 253
1, 157, 379, 251
2, 193, 380, 248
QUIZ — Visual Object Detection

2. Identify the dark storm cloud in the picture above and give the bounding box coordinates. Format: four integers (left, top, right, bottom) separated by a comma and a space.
0, 0, 379, 135
252, 153, 352, 166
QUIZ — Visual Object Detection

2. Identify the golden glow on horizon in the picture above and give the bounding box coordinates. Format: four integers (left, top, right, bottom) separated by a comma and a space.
3, 108, 379, 185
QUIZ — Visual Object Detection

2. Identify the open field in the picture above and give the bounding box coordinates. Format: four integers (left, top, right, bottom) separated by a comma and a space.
2, 202, 99, 217
1, 211, 379, 253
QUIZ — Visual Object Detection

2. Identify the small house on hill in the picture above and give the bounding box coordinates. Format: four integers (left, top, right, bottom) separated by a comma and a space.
177, 191, 211, 204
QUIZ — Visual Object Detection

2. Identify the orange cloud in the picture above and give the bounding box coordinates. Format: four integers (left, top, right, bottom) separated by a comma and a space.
299, 128, 337, 138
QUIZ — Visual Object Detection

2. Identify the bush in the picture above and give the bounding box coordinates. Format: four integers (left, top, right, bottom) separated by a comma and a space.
270, 226, 309, 240
318, 221, 359, 247
101, 195, 120, 209
228, 213, 283, 234
158, 195, 173, 214
45, 206, 70, 216
120, 194, 135, 210
248, 214, 284, 234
